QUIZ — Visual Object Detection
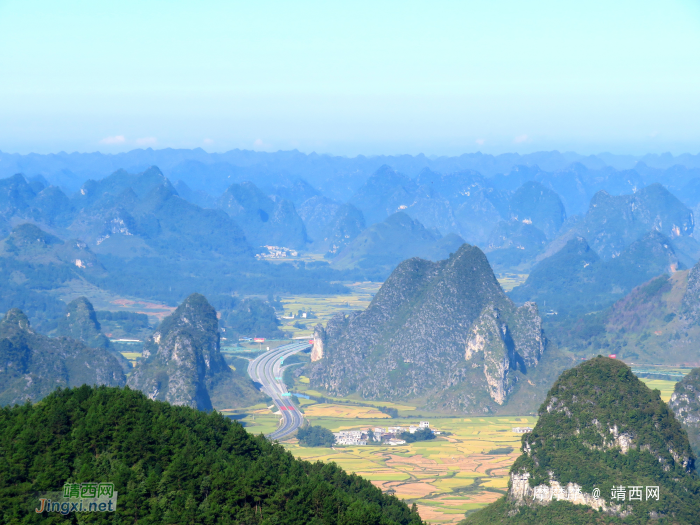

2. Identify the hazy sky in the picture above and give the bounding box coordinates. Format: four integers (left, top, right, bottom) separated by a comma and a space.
1, 0, 700, 156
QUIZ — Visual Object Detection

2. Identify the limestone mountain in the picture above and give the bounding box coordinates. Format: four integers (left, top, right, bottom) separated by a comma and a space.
0, 224, 106, 331
56, 296, 111, 349
669, 368, 700, 457
0, 308, 125, 406
217, 181, 308, 249
309, 244, 568, 414
298, 196, 366, 256
349, 165, 417, 226
127, 293, 262, 411
55, 297, 132, 373
570, 183, 696, 260
508, 181, 566, 239
71, 170, 252, 259
510, 231, 683, 317
485, 220, 549, 272
222, 297, 285, 340
3, 222, 104, 271
463, 357, 700, 524
330, 211, 465, 277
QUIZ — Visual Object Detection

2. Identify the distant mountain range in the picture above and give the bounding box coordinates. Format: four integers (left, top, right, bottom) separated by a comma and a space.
3, 148, 700, 199
3, 147, 700, 352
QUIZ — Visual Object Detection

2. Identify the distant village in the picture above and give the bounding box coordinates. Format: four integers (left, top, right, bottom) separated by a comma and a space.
256, 245, 298, 259
333, 421, 438, 446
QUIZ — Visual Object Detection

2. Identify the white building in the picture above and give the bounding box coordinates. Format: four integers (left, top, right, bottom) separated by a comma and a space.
512, 427, 533, 433
419, 421, 430, 428
333, 430, 367, 446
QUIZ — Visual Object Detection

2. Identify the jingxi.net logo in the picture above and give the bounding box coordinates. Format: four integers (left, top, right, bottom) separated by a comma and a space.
35, 482, 118, 515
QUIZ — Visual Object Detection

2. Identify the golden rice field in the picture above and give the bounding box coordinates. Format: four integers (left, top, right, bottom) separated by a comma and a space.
277, 281, 381, 337
233, 377, 681, 524
237, 411, 535, 524
495, 273, 529, 292
639, 378, 677, 402
290, 416, 536, 524
302, 403, 391, 419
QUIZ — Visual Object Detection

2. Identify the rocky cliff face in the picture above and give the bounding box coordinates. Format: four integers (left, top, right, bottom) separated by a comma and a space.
308, 244, 551, 413
468, 357, 700, 524
0, 308, 125, 406
669, 368, 700, 456
127, 293, 262, 410
311, 323, 325, 362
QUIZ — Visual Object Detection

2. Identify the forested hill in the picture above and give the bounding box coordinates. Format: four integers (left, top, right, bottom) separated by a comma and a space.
463, 357, 700, 525
0, 385, 424, 525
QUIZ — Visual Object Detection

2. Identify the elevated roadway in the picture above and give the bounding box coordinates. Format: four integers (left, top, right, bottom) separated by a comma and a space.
247, 341, 311, 440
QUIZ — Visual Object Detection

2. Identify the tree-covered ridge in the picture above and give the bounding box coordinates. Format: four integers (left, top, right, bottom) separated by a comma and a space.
462, 357, 700, 524
0, 386, 423, 525
513, 356, 694, 482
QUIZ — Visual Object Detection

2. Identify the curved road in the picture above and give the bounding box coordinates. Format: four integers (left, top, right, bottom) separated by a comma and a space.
247, 341, 311, 440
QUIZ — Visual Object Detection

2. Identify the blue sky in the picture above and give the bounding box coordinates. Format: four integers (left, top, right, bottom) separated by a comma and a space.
1, 0, 699, 156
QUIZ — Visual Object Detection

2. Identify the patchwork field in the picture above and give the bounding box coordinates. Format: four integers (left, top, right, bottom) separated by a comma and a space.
237, 411, 536, 524
231, 372, 683, 524
277, 281, 381, 337
302, 403, 391, 419
495, 273, 529, 292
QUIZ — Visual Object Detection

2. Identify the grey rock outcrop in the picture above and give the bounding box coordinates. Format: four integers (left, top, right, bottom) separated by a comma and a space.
127, 293, 262, 410
669, 368, 700, 456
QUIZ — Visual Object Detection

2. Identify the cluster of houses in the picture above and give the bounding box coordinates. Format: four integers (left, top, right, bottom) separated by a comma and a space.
256, 245, 298, 259
333, 421, 437, 446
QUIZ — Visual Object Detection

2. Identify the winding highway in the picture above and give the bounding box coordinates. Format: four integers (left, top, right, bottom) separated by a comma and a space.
247, 341, 311, 440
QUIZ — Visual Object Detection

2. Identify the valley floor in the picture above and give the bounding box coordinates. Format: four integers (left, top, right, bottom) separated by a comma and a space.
106, 282, 682, 525
227, 377, 678, 524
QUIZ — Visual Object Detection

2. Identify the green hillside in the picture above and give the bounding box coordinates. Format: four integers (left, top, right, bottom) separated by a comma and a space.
0, 385, 424, 524
462, 357, 700, 525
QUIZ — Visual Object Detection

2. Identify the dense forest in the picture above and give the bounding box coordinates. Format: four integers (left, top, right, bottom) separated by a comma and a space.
0, 386, 423, 524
